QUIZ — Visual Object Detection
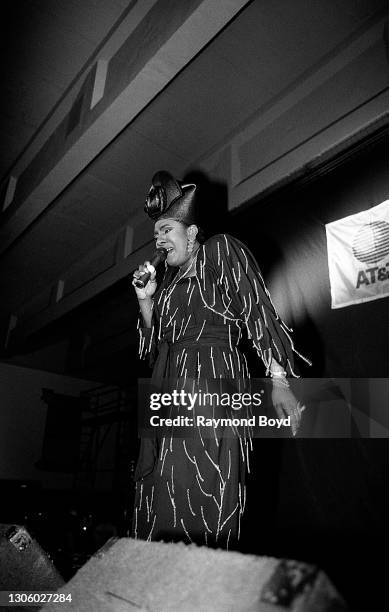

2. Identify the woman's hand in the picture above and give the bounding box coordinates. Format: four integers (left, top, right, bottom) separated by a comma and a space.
132, 261, 157, 301
271, 383, 305, 436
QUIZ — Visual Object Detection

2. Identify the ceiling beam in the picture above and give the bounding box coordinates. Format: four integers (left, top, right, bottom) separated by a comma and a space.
0, 0, 251, 256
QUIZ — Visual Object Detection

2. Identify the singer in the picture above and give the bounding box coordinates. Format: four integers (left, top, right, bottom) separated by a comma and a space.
131, 171, 310, 549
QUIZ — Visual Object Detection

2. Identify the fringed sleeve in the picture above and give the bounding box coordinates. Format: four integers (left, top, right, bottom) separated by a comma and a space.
200, 234, 311, 377
137, 306, 158, 368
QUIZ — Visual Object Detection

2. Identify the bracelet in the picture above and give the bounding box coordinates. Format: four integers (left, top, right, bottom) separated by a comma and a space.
269, 370, 287, 378
270, 370, 289, 388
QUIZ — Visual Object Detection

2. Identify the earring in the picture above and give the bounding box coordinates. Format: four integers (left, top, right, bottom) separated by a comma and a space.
187, 237, 194, 255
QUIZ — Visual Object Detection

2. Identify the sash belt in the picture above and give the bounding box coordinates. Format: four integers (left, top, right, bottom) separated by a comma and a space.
153, 325, 239, 382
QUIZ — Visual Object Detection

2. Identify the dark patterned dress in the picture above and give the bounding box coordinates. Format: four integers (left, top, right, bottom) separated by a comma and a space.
132, 234, 309, 549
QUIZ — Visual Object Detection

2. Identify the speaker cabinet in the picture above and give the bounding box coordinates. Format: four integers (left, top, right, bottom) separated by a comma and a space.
0, 524, 64, 610
41, 538, 347, 611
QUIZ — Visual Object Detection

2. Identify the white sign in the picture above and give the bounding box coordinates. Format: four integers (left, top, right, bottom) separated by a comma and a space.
326, 200, 389, 309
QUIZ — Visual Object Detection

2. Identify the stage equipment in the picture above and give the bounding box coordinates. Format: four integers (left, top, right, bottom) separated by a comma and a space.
41, 537, 347, 611
0, 524, 64, 610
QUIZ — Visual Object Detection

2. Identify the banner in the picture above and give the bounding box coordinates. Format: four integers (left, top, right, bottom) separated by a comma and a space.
326, 200, 389, 308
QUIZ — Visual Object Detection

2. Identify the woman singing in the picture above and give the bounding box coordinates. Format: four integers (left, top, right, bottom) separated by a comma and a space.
131, 171, 310, 549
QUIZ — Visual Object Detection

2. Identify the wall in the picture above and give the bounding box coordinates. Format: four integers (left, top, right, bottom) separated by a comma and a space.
233, 134, 389, 611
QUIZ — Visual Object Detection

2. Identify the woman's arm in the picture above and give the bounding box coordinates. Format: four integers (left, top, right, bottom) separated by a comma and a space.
201, 234, 311, 376
200, 234, 309, 434
270, 357, 305, 435
133, 260, 158, 328
132, 261, 158, 362
139, 296, 153, 328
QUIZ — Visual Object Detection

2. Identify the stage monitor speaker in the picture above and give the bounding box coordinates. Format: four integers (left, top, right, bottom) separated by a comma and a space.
41, 538, 347, 611
0, 524, 64, 609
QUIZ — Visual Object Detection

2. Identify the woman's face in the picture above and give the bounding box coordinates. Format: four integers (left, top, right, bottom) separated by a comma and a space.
154, 218, 194, 267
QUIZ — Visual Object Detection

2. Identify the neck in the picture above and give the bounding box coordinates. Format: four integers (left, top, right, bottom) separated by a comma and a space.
179, 242, 200, 271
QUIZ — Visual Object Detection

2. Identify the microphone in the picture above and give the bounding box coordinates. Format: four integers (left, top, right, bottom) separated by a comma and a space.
133, 247, 168, 288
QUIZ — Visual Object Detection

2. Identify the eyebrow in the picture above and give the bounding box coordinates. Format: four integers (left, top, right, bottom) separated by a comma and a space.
154, 223, 172, 236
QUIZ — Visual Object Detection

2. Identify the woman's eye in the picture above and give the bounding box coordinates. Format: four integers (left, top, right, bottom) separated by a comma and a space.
154, 228, 171, 240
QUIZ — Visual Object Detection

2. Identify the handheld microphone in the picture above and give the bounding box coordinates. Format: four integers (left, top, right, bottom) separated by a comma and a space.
133, 247, 168, 288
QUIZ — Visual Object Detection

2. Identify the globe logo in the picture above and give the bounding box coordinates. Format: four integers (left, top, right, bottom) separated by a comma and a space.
352, 221, 389, 265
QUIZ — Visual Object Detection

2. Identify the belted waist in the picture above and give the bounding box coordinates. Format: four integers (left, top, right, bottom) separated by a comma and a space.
158, 324, 238, 351
152, 324, 238, 382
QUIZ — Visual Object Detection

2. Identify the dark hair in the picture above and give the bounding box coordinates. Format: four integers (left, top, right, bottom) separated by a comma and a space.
196, 226, 206, 244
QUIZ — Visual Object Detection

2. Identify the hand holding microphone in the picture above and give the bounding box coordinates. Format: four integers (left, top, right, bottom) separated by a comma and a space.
132, 247, 167, 300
